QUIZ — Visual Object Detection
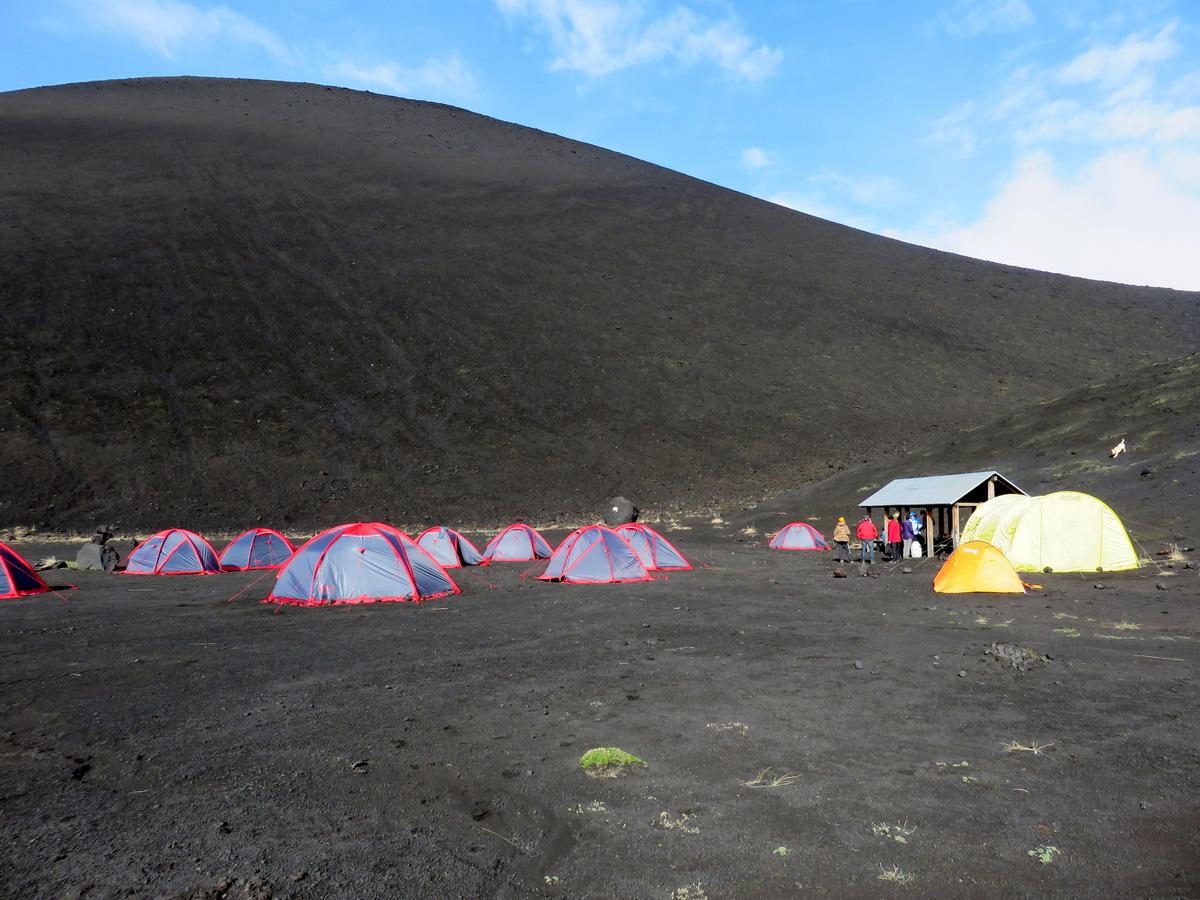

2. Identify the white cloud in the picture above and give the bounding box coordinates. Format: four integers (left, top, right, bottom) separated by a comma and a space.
918, 18, 1200, 289
935, 0, 1033, 37
496, 0, 781, 81
327, 55, 477, 101
740, 146, 772, 169
680, 18, 781, 82
917, 149, 1200, 290
1172, 70, 1200, 100
809, 170, 903, 207
928, 19, 1200, 155
928, 101, 980, 157
81, 0, 289, 60
1059, 22, 1178, 87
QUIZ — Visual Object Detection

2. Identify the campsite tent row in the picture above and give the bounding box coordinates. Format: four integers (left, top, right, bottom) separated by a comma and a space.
270, 522, 691, 602
3, 486, 1139, 601
115, 522, 561, 577
8, 521, 692, 605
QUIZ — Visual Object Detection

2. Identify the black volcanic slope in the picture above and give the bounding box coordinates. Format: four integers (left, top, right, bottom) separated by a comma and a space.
1, 77, 1196, 531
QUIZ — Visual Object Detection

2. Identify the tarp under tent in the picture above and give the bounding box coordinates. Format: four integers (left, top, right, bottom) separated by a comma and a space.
768, 522, 830, 551
933, 540, 1025, 594
219, 528, 295, 571
538, 525, 651, 584
961, 491, 1139, 573
266, 522, 459, 606
416, 526, 484, 568
0, 542, 51, 599
613, 523, 692, 571
124, 529, 222, 575
483, 524, 553, 562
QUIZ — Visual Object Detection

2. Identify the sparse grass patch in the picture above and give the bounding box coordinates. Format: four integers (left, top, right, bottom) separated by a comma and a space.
740, 766, 800, 788
773, 846, 790, 857
961, 775, 978, 784
1027, 845, 1061, 864
1001, 740, 1055, 756
975, 616, 990, 625
705, 722, 749, 735
656, 811, 700, 834
872, 821, 917, 843
741, 526, 758, 537
1103, 620, 1141, 631
671, 881, 708, 899
1094, 633, 1136, 641
569, 800, 608, 814
710, 517, 726, 526
580, 747, 645, 778
1052, 612, 1079, 620
877, 864, 914, 885
1053, 627, 1080, 638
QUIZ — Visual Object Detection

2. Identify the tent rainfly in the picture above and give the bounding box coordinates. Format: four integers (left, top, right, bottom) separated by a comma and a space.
125, 529, 222, 575
768, 522, 830, 551
538, 525, 651, 584
219, 528, 295, 571
0, 542, 51, 599
416, 526, 485, 568
613, 523, 692, 571
933, 540, 1026, 594
961, 491, 1140, 573
859, 470, 1026, 552
266, 522, 458, 605
482, 524, 553, 562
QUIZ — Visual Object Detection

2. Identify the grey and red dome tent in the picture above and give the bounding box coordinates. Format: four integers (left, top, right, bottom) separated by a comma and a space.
482, 524, 553, 562
416, 526, 484, 568
613, 523, 692, 571
0, 542, 51, 599
539, 525, 651, 584
769, 522, 830, 551
219, 528, 295, 571
124, 529, 222, 575
266, 522, 459, 606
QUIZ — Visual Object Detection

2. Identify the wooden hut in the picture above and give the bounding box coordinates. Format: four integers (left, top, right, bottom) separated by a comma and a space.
858, 471, 1026, 555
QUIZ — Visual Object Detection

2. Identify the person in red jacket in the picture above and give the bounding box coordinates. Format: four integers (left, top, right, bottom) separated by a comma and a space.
855, 515, 879, 563
886, 512, 903, 561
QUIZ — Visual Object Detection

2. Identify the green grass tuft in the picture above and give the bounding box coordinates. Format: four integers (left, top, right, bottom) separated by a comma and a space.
579, 747, 646, 770
1027, 845, 1061, 864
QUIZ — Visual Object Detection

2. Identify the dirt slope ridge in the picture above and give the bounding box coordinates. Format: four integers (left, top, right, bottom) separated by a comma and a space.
1, 77, 1196, 530
737, 353, 1200, 544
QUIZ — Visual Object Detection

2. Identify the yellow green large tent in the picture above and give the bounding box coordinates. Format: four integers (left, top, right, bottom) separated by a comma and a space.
961, 491, 1139, 573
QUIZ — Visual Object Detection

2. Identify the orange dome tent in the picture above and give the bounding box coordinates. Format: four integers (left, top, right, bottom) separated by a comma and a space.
933, 541, 1025, 595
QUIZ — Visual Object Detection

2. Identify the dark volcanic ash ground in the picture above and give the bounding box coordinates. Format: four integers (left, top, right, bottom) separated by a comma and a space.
2, 527, 1197, 898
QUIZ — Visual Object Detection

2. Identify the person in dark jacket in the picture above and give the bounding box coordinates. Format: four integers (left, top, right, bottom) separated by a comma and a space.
901, 515, 915, 559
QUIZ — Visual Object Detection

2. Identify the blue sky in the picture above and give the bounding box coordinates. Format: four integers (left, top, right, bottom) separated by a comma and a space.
3, 0, 1199, 289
